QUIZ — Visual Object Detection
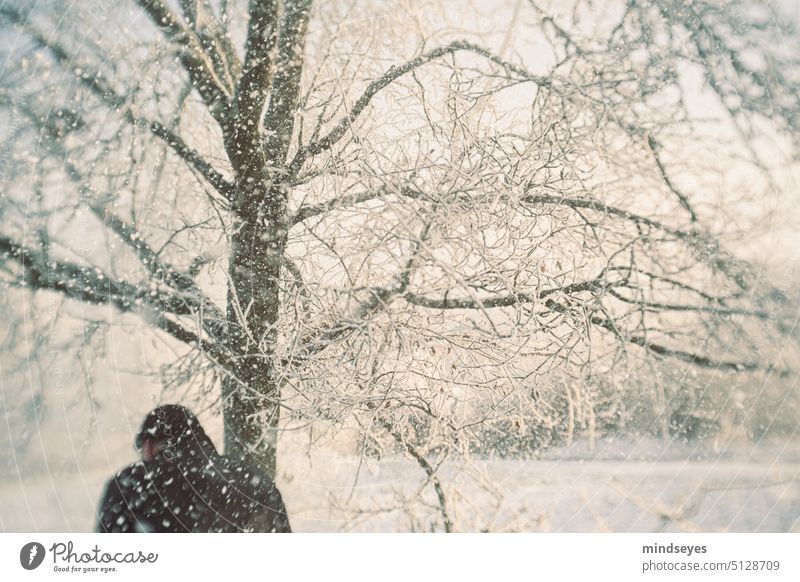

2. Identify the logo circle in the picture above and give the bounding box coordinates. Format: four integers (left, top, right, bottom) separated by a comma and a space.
20, 542, 46, 570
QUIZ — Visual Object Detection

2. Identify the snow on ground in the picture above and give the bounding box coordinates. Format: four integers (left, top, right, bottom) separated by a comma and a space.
2, 437, 798, 532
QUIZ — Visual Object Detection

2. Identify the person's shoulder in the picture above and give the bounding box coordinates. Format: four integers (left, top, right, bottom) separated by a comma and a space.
201, 457, 290, 532
106, 459, 184, 490
104, 461, 144, 488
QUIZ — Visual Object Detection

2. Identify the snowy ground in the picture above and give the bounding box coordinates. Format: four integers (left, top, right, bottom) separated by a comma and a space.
2, 437, 798, 532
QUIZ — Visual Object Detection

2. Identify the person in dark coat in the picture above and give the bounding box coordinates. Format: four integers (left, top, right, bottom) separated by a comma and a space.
96, 405, 291, 533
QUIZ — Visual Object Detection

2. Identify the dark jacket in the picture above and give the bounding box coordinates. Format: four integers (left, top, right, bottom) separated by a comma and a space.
96, 405, 291, 533
96, 454, 291, 533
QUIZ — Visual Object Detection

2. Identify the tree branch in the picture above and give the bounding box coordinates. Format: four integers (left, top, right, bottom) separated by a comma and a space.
227, 0, 279, 156
646, 134, 698, 222
1, 235, 232, 363
136, 0, 231, 121
290, 40, 547, 174
292, 212, 436, 360
157, 315, 231, 368
262, 0, 312, 166
521, 193, 765, 293
141, 117, 235, 200
522, 193, 684, 235
0, 235, 225, 334
376, 416, 452, 533
292, 185, 423, 225
607, 288, 770, 320
177, 0, 242, 92
0, 9, 236, 201
403, 277, 606, 310
87, 206, 201, 293
544, 297, 791, 376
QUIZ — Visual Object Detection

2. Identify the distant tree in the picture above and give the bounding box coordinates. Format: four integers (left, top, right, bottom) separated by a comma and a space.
1, 0, 798, 530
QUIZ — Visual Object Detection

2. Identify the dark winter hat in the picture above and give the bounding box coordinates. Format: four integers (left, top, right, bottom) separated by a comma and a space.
134, 405, 216, 457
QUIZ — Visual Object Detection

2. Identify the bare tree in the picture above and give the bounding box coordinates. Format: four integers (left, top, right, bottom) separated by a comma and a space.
1, 0, 798, 529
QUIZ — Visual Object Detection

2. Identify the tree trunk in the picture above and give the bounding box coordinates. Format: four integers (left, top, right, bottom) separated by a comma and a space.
223, 176, 288, 478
